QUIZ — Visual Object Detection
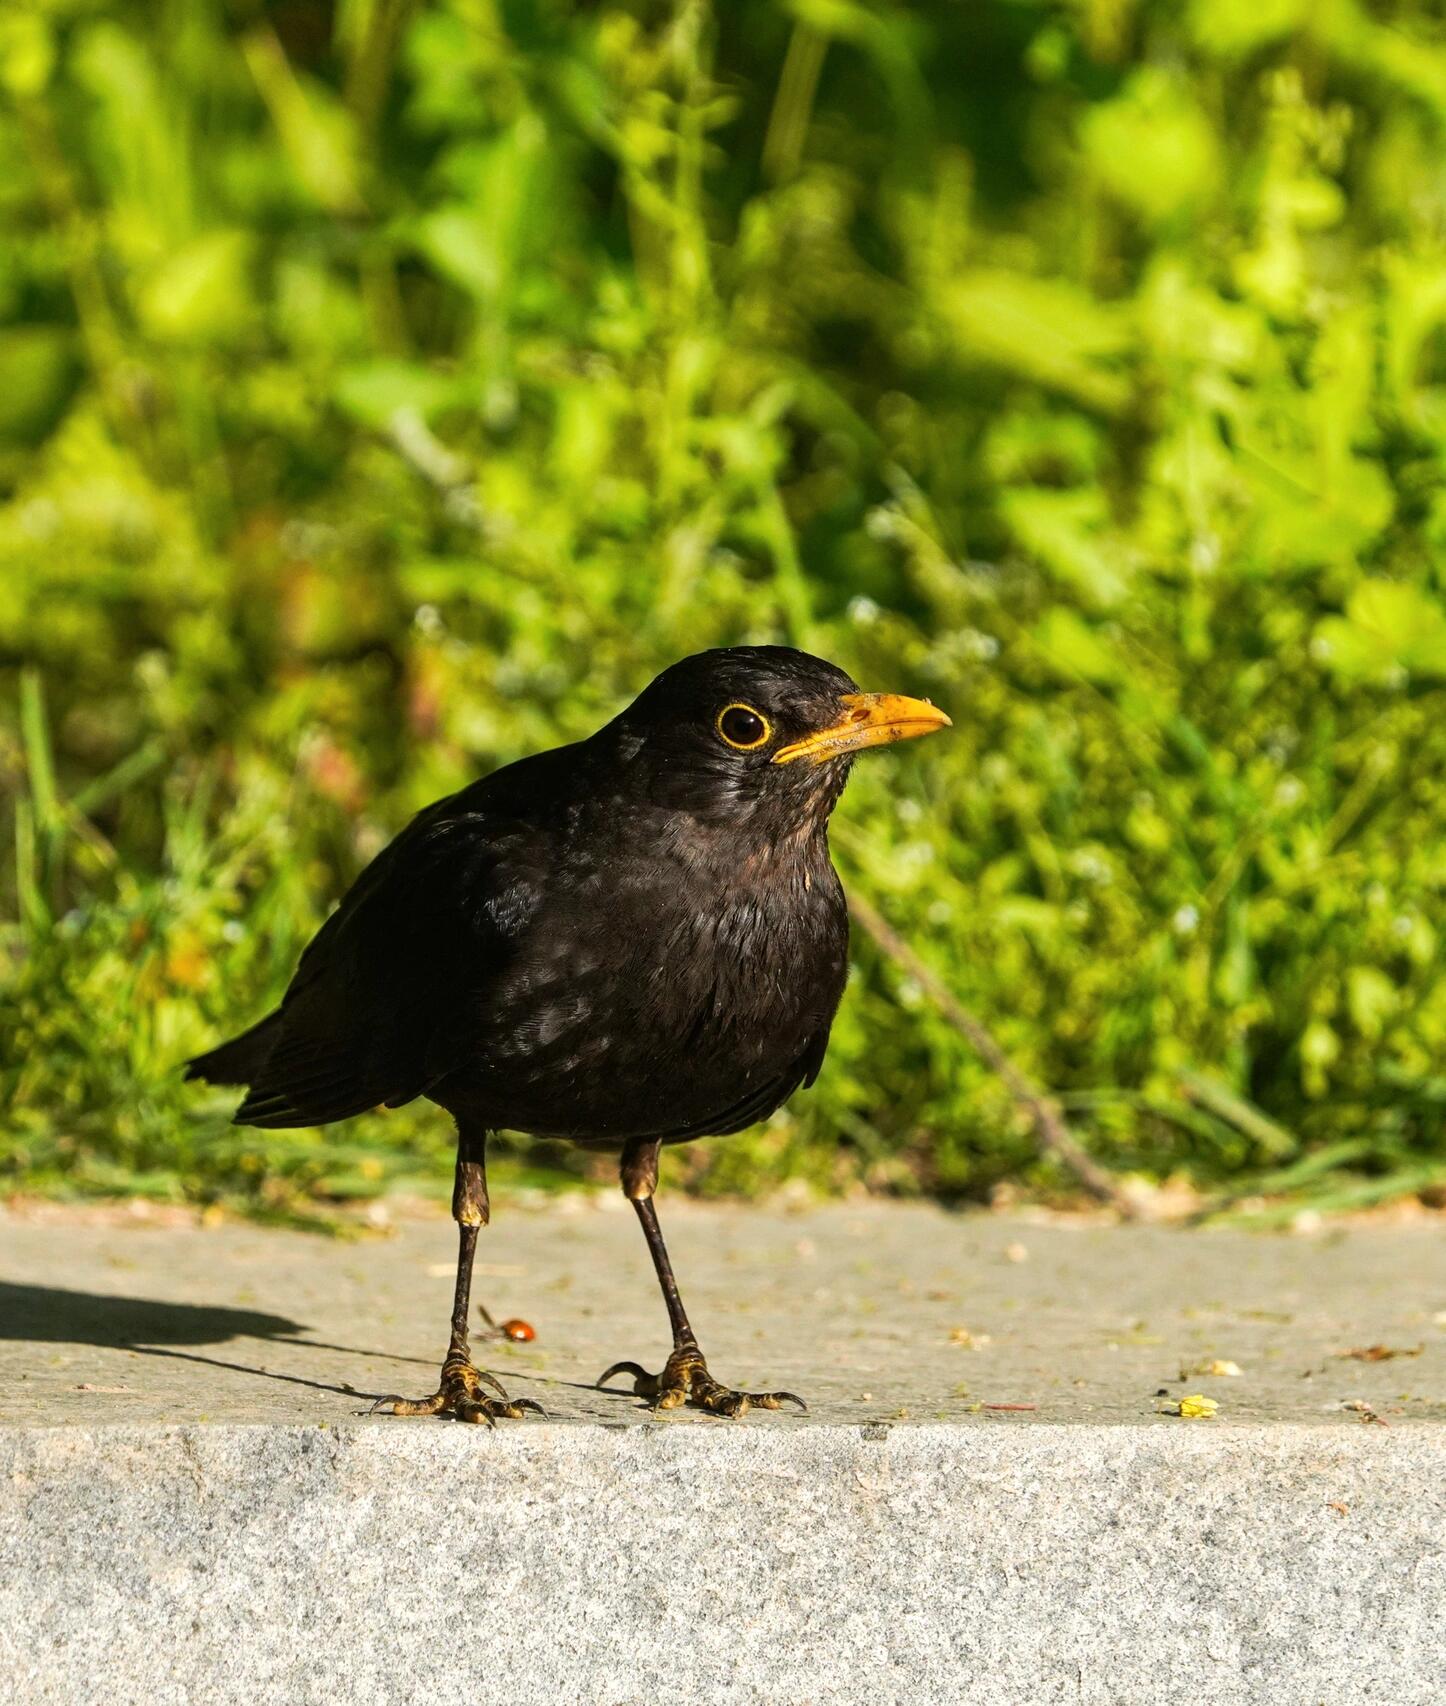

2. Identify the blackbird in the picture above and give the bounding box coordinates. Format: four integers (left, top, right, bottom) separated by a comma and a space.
187, 647, 949, 1420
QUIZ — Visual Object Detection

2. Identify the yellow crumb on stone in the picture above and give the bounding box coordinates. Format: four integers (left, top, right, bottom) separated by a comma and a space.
1161, 1393, 1219, 1419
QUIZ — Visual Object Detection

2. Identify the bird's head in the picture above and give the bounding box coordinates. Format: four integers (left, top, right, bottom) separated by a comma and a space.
601, 646, 950, 832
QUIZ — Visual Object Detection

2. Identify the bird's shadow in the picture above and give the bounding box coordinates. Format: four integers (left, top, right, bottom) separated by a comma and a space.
0, 1281, 603, 1407
0, 1279, 305, 1351
0, 1279, 406, 1402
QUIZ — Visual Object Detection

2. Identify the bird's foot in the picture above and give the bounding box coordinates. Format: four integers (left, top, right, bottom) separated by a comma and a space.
370, 1351, 544, 1427
598, 1344, 806, 1418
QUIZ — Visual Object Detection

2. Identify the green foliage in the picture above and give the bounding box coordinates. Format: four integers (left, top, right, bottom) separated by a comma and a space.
2, 0, 1444, 1215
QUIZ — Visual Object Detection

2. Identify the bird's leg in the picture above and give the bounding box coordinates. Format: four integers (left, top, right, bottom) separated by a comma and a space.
371, 1129, 542, 1426
597, 1140, 806, 1418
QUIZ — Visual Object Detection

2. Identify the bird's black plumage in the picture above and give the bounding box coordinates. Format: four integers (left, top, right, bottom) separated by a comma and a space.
187, 646, 948, 1421
190, 647, 860, 1142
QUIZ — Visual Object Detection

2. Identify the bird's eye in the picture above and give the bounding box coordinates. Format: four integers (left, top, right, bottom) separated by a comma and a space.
716, 702, 772, 751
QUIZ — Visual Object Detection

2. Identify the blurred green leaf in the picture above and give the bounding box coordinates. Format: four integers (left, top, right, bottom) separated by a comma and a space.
943, 272, 1133, 413
1032, 607, 1121, 684
138, 231, 254, 345
1083, 70, 1221, 224
0, 327, 76, 441
0, 11, 55, 97
1315, 581, 1446, 682
1000, 488, 1133, 606
334, 361, 463, 427
242, 27, 364, 215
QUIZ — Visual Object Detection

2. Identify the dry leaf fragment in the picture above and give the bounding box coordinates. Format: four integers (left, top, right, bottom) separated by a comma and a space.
1327, 1502, 1349, 1517
1193, 1359, 1243, 1378
949, 1327, 992, 1349
1341, 1399, 1390, 1426
1334, 1344, 1422, 1362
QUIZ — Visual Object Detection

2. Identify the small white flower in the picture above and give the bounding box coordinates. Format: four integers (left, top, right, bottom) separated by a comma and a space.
864, 507, 899, 542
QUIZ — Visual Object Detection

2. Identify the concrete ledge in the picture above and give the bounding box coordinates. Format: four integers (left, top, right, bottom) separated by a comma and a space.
4, 1201, 1445, 1702
4, 1419, 1445, 1704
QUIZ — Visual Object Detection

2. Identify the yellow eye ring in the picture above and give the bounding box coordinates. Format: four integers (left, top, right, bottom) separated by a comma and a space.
716, 702, 772, 751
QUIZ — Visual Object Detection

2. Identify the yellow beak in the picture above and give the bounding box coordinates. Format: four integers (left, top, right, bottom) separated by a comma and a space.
772, 692, 951, 765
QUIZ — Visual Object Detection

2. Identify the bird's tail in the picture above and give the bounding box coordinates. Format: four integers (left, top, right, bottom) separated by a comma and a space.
184, 1011, 285, 1087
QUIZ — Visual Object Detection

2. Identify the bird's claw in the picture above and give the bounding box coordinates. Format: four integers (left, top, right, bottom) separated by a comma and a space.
370, 1352, 544, 1426
597, 1345, 806, 1418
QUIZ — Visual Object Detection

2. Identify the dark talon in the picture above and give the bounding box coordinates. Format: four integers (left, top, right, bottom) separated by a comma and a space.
597, 1360, 651, 1390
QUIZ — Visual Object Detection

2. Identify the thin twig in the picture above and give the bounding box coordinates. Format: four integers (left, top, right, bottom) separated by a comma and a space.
848, 889, 1139, 1219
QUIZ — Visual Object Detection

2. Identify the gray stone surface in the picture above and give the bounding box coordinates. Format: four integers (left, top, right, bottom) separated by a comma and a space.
3, 1419, 1445, 1706
2, 1197, 1445, 1703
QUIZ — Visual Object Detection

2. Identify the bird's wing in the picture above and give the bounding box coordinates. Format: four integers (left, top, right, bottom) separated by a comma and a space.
232, 802, 540, 1129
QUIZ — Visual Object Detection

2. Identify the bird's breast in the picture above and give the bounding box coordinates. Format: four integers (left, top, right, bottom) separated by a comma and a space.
453, 832, 848, 1144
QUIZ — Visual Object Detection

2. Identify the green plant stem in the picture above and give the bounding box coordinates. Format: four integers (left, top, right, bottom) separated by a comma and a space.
847, 889, 1140, 1218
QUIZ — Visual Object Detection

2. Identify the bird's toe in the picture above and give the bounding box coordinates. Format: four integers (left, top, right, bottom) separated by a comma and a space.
370, 1390, 447, 1417
697, 1386, 750, 1417
371, 1358, 540, 1425
751, 1389, 808, 1412
597, 1346, 805, 1419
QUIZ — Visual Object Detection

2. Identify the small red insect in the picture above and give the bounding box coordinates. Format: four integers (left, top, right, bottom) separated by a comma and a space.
478, 1304, 537, 1343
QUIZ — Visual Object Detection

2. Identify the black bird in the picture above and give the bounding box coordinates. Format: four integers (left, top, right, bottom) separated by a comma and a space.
187, 648, 949, 1421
